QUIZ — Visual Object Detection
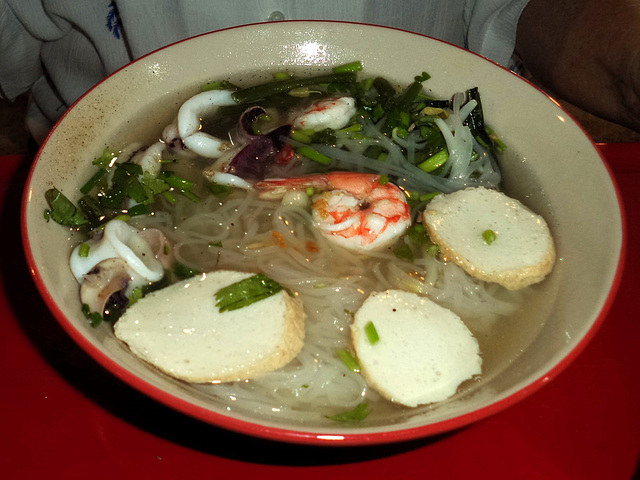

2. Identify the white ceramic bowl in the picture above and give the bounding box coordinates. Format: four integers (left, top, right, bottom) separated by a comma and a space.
22, 21, 623, 445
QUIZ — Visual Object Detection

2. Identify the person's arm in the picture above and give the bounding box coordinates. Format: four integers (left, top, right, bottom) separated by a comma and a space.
516, 0, 640, 131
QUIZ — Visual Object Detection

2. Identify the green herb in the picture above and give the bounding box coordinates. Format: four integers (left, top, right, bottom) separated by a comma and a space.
414, 71, 431, 82
393, 243, 414, 260
215, 273, 284, 312
325, 402, 371, 422
44, 188, 87, 226
82, 304, 102, 327
337, 349, 361, 373
483, 229, 497, 245
365, 321, 380, 345
173, 262, 201, 280
127, 203, 151, 217
378, 174, 390, 185
208, 183, 233, 197
80, 168, 108, 195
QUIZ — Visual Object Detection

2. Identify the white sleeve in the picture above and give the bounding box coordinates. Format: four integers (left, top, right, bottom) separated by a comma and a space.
0, 0, 57, 100
464, 0, 531, 67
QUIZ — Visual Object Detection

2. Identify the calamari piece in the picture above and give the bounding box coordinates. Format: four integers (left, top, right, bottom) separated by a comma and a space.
69, 219, 164, 285
131, 141, 165, 177
177, 89, 236, 158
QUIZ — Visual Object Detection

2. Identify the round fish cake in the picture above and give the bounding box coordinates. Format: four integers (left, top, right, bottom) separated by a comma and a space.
423, 186, 555, 290
351, 289, 481, 407
114, 270, 305, 383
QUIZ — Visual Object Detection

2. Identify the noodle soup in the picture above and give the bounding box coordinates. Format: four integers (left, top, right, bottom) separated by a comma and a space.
45, 64, 552, 424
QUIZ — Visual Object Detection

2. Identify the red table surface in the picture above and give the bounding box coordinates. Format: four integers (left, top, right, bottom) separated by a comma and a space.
1, 145, 638, 480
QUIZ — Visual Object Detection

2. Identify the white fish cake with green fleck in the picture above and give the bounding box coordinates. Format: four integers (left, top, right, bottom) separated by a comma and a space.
351, 289, 481, 407
114, 270, 305, 383
422, 186, 556, 290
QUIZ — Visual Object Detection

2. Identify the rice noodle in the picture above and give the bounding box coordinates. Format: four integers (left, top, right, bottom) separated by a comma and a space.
130, 185, 521, 422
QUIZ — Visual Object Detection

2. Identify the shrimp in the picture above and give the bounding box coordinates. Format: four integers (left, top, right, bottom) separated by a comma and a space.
254, 172, 411, 252
291, 96, 357, 132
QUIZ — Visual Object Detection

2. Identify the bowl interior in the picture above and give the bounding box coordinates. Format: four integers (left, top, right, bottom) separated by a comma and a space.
22, 21, 623, 445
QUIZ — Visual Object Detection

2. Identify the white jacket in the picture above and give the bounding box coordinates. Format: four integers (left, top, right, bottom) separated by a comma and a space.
0, 0, 529, 140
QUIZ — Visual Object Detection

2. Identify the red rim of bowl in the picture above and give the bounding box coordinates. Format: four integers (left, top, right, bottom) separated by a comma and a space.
20, 20, 627, 446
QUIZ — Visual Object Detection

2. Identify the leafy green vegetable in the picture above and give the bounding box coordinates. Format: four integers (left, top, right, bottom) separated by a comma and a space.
44, 188, 88, 226
393, 243, 414, 261
215, 273, 284, 312
82, 303, 102, 328
325, 402, 371, 422
173, 262, 201, 280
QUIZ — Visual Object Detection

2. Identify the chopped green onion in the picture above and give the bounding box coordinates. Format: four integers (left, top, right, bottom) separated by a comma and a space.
337, 349, 361, 373
338, 123, 363, 133
78, 243, 91, 258
418, 150, 448, 173
290, 129, 313, 143
200, 80, 237, 92
272, 71, 291, 81
332, 61, 363, 73
129, 287, 143, 306
288, 87, 321, 97
419, 192, 440, 202
215, 273, 284, 312
305, 187, 316, 197
378, 174, 390, 185
365, 321, 380, 345
325, 402, 371, 422
231, 72, 357, 104
296, 146, 333, 165
483, 229, 497, 245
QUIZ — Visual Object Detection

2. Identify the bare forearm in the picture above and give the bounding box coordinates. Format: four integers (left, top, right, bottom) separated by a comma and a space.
517, 0, 640, 131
